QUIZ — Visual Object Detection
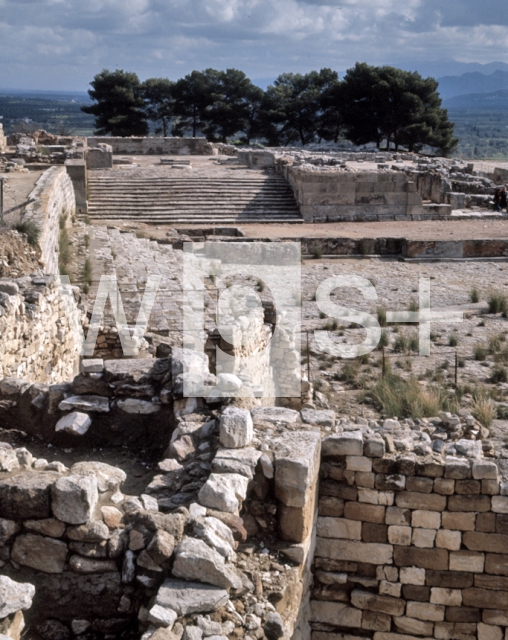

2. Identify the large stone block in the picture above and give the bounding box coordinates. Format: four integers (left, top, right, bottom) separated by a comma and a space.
351, 589, 405, 616
51, 475, 98, 524
155, 579, 228, 616
274, 431, 321, 508
395, 492, 446, 511
310, 602, 362, 628
172, 537, 241, 590
0, 576, 35, 618
219, 407, 253, 449
344, 502, 385, 523
315, 538, 393, 564
485, 553, 508, 576
441, 511, 475, 531
0, 471, 60, 520
316, 517, 362, 540
449, 550, 485, 573
463, 531, 508, 553
447, 495, 491, 512
393, 546, 448, 570
198, 473, 249, 514
12, 533, 67, 573
322, 431, 363, 457
462, 588, 508, 610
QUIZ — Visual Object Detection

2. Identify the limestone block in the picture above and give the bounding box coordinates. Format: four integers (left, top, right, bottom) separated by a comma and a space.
449, 551, 485, 573
59, 395, 110, 413
51, 474, 98, 524
198, 473, 249, 514
316, 517, 362, 540
117, 399, 160, 414
412, 528, 437, 548
344, 502, 385, 523
387, 524, 412, 546
67, 521, 109, 542
55, 412, 91, 436
393, 617, 434, 637
447, 495, 491, 512
441, 511, 475, 531
411, 510, 441, 529
472, 462, 499, 480
155, 579, 229, 616
250, 406, 299, 425
0, 518, 20, 545
393, 547, 448, 570
274, 430, 321, 508
322, 431, 363, 457
386, 507, 411, 526
462, 587, 508, 610
309, 602, 362, 628
478, 623, 503, 640
0, 576, 35, 618
399, 567, 425, 585
430, 588, 462, 606
491, 497, 508, 514
347, 456, 372, 472
315, 538, 393, 564
147, 531, 175, 565
211, 448, 261, 479
351, 589, 405, 616
300, 408, 336, 427
364, 438, 386, 458
81, 359, 104, 374
12, 533, 67, 573
69, 555, 117, 574
433, 479, 455, 495
172, 537, 242, 590
0, 450, 20, 473
435, 530, 461, 551
71, 461, 126, 493
485, 553, 508, 575
379, 581, 402, 598
193, 517, 235, 559
219, 407, 253, 449
395, 492, 446, 511
463, 531, 508, 553
406, 601, 444, 622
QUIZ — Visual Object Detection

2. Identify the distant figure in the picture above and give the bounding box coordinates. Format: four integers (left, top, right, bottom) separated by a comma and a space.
501, 187, 508, 213
494, 187, 502, 211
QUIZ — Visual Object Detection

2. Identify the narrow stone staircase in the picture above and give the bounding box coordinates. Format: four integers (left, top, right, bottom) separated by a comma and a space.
86, 166, 303, 224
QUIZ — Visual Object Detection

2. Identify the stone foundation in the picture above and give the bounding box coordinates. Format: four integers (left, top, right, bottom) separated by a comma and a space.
86, 137, 212, 156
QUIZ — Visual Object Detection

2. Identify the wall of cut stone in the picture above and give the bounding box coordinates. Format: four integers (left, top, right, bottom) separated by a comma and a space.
23, 166, 76, 275
0, 124, 6, 153
0, 276, 80, 384
86, 137, 212, 156
310, 430, 508, 640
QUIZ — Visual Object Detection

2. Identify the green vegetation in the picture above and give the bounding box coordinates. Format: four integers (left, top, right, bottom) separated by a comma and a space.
471, 388, 497, 429
311, 247, 322, 259
449, 109, 508, 160
474, 343, 488, 361
369, 373, 458, 418
470, 287, 479, 303
488, 291, 507, 315
449, 334, 459, 347
58, 215, 71, 276
377, 307, 387, 327
13, 221, 40, 247
82, 258, 92, 287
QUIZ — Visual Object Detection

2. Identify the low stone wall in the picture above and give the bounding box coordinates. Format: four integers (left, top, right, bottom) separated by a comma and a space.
0, 276, 80, 384
0, 124, 6, 153
23, 166, 76, 275
86, 137, 212, 156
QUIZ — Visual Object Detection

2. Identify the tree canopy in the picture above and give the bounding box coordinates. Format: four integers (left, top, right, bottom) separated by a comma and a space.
82, 63, 458, 155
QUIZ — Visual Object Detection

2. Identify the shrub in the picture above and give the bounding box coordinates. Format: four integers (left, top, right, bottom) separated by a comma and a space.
257, 279, 264, 292
408, 298, 419, 313
472, 389, 496, 429
393, 333, 408, 353
319, 311, 326, 319
488, 334, 501, 355
311, 247, 322, 259
377, 307, 387, 327
13, 221, 40, 247
488, 291, 507, 315
470, 287, 479, 303
449, 334, 459, 347
408, 335, 419, 353
82, 258, 92, 286
378, 329, 389, 349
326, 319, 338, 331
58, 220, 71, 275
474, 344, 488, 361
490, 365, 508, 384
83, 234, 90, 249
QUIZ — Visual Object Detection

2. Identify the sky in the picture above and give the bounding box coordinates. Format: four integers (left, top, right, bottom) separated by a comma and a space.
0, 0, 507, 91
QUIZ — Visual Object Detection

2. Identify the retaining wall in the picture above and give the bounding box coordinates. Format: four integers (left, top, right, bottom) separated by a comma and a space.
86, 137, 212, 156
23, 166, 76, 275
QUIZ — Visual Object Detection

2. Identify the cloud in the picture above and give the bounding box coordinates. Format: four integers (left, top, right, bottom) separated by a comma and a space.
0, 0, 504, 90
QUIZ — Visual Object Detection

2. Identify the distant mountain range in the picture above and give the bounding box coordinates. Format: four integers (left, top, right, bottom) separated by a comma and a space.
443, 89, 508, 110
437, 70, 508, 99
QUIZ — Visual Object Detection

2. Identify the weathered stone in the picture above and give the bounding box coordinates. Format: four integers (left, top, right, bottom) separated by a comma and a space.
193, 517, 235, 559
449, 551, 485, 573
170, 436, 196, 461
117, 398, 160, 414
412, 510, 441, 529
491, 497, 508, 514
399, 567, 425, 585
274, 430, 321, 508
477, 623, 503, 640
155, 579, 229, 616
351, 589, 405, 616
147, 530, 175, 565
219, 407, 253, 449
317, 517, 362, 540
393, 617, 434, 637
148, 604, 178, 629
211, 448, 261, 479
0, 471, 60, 519
344, 502, 385, 523
436, 529, 462, 551
67, 521, 109, 542
0, 518, 20, 545
12, 534, 67, 573
315, 538, 393, 564
59, 395, 110, 413
24, 518, 66, 538
447, 495, 491, 512
172, 537, 242, 590
250, 406, 299, 425
395, 491, 446, 511
0, 449, 20, 473
441, 511, 476, 531
71, 461, 126, 493
51, 475, 98, 524
462, 588, 508, 610
406, 601, 445, 621
55, 412, 91, 436
393, 546, 448, 570
322, 431, 363, 457
430, 587, 462, 606
263, 612, 285, 640
81, 359, 104, 374
69, 555, 118, 574
69, 541, 108, 558
0, 576, 34, 618
463, 531, 508, 553
309, 602, 362, 627
387, 526, 412, 546
101, 506, 124, 529
198, 473, 249, 513
301, 409, 336, 427
412, 528, 437, 548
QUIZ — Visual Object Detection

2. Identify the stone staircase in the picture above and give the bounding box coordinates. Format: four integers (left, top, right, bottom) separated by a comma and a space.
86, 166, 303, 224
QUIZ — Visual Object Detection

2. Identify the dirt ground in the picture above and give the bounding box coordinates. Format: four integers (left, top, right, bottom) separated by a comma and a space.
1, 168, 45, 224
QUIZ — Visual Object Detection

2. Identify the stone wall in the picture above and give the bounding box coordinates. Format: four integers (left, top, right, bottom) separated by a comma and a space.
0, 276, 80, 384
310, 429, 508, 640
279, 164, 423, 223
0, 124, 6, 153
23, 166, 76, 275
86, 137, 212, 156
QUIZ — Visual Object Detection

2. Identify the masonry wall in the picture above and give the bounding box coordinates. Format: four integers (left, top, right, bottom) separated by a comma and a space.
23, 166, 76, 275
0, 276, 80, 384
0, 124, 6, 153
86, 137, 212, 155
310, 431, 508, 640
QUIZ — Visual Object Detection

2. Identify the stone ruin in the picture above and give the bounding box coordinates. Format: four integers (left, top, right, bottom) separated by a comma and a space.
0, 135, 507, 640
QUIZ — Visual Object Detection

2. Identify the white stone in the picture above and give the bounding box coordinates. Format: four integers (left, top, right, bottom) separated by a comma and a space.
172, 537, 242, 590
0, 575, 35, 618
219, 407, 253, 449
322, 431, 363, 456
346, 456, 372, 472
260, 454, 274, 479
399, 567, 425, 585
198, 473, 249, 513
412, 528, 437, 548
155, 579, 229, 616
317, 517, 362, 540
194, 516, 236, 559
189, 503, 207, 518
71, 461, 126, 493
141, 494, 159, 511
217, 374, 242, 392
147, 604, 177, 628
212, 447, 261, 478
59, 395, 110, 413
117, 399, 160, 414
491, 496, 508, 514
51, 474, 98, 524
55, 412, 91, 436
81, 359, 104, 374
250, 406, 299, 424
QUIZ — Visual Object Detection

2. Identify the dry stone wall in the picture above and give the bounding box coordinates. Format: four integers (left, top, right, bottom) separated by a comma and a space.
86, 137, 213, 156
0, 276, 80, 384
23, 166, 76, 275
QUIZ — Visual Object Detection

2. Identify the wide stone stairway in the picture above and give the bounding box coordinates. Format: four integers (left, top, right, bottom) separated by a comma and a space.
86, 164, 303, 224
